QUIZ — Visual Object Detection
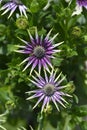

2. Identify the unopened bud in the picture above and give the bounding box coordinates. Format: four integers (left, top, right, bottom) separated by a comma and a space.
72, 26, 81, 37
16, 16, 28, 29
64, 81, 75, 94
5, 100, 16, 111
44, 105, 52, 114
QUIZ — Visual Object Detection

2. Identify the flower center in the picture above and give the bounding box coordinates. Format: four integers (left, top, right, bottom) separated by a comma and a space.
33, 46, 45, 59
44, 83, 55, 96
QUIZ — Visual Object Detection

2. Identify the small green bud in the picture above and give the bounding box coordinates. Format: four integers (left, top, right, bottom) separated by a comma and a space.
64, 81, 75, 94
72, 26, 82, 37
5, 100, 16, 111
43, 105, 52, 114
16, 16, 28, 29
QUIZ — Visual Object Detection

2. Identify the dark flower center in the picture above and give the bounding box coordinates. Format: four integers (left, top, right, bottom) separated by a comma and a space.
44, 83, 55, 96
33, 46, 45, 59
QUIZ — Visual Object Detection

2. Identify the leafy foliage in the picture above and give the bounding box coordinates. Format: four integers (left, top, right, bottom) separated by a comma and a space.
0, 0, 87, 130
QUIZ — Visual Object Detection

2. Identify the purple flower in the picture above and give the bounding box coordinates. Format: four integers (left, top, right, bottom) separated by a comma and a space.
0, 0, 27, 18
26, 69, 72, 112
77, 0, 87, 8
72, 0, 87, 16
16, 29, 63, 74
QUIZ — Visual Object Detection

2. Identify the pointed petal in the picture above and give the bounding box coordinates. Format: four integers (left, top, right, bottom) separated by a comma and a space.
41, 58, 50, 72
28, 78, 43, 88
44, 57, 53, 69
33, 95, 45, 109
19, 5, 27, 18
49, 33, 59, 43
53, 41, 64, 48
0, 3, 10, 10
44, 69, 48, 83
51, 97, 60, 111
54, 94, 66, 108
55, 93, 69, 104
59, 96, 69, 104
47, 55, 55, 59
27, 30, 35, 45
26, 90, 39, 94
1, 7, 11, 15
34, 71, 46, 84
56, 76, 66, 86
52, 50, 61, 53
27, 93, 43, 100
35, 27, 39, 44
17, 37, 29, 45
8, 5, 17, 18
38, 60, 41, 74
32, 75, 44, 86
19, 57, 29, 65
45, 29, 53, 40
54, 72, 62, 83
15, 50, 31, 54
40, 35, 43, 45
22, 57, 35, 71
41, 96, 49, 112
30, 59, 38, 75
57, 85, 68, 90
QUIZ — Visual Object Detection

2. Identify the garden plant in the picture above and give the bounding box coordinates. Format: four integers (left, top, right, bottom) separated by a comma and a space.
0, 0, 87, 130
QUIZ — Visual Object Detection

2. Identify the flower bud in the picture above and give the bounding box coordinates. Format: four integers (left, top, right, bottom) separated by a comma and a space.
72, 26, 81, 37
5, 100, 16, 111
44, 105, 52, 114
16, 16, 28, 29
64, 81, 75, 94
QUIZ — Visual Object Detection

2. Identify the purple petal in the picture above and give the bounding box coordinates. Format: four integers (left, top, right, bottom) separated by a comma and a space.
19, 5, 27, 18
32, 76, 44, 87
41, 96, 49, 112
55, 76, 66, 87
44, 69, 48, 83
34, 71, 46, 84
29, 78, 43, 88
30, 59, 38, 74
43, 57, 53, 68
41, 58, 50, 72
33, 95, 45, 109
35, 28, 39, 44
8, 5, 17, 18
23, 57, 36, 71
53, 94, 66, 108
38, 60, 42, 74
45, 29, 52, 41
51, 96, 60, 111
27, 92, 43, 100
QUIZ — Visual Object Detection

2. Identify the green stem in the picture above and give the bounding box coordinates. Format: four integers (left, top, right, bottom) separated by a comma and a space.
38, 113, 44, 130
63, 115, 71, 130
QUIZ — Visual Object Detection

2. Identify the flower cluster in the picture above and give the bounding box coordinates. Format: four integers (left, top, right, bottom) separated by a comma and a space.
16, 28, 72, 111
